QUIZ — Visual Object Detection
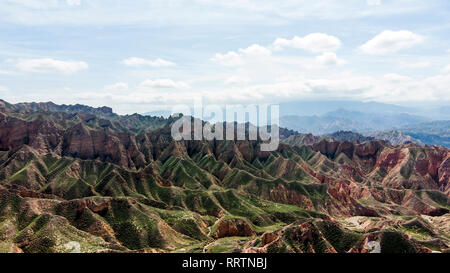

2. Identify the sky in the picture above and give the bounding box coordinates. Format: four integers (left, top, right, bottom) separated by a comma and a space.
0, 0, 450, 114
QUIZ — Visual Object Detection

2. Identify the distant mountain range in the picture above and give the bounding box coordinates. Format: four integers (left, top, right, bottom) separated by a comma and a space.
142, 101, 449, 148
278, 100, 415, 116
144, 100, 449, 120
279, 109, 429, 135
369, 131, 422, 146
143, 110, 173, 118
282, 131, 375, 147
278, 100, 449, 120
398, 120, 450, 147
276, 102, 449, 147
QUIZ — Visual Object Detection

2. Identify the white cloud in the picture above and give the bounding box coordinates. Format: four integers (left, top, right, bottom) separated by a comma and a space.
359, 30, 424, 55
0, 86, 9, 92
0, 70, 15, 75
66, 0, 81, 6
44, 69, 450, 115
3, 0, 59, 9
0, 0, 432, 26
366, 0, 381, 6
400, 61, 431, 69
222, 73, 448, 103
140, 79, 189, 89
211, 44, 271, 66
239, 44, 271, 56
273, 33, 342, 53
104, 82, 129, 92
122, 57, 175, 67
316, 52, 346, 66
224, 75, 251, 85
442, 65, 450, 74
383, 73, 412, 83
211, 51, 244, 66
15, 58, 88, 73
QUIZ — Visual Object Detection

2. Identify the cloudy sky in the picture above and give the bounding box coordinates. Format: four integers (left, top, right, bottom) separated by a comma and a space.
0, 0, 450, 114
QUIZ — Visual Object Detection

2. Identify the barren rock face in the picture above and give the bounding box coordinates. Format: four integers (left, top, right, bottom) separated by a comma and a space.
438, 156, 450, 194
246, 221, 338, 253
212, 218, 255, 239
0, 116, 63, 154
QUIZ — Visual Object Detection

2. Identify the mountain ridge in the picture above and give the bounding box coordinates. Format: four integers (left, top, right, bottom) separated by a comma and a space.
0, 100, 449, 253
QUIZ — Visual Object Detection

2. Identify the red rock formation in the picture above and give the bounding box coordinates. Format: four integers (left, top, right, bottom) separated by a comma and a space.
212, 217, 256, 239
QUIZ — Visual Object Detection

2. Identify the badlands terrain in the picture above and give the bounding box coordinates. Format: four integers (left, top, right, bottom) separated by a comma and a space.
0, 99, 448, 253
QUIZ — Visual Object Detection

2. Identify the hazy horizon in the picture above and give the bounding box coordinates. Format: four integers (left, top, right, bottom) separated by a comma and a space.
1, 0, 450, 114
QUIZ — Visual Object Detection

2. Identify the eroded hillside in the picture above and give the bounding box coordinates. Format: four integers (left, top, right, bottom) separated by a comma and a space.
0, 100, 449, 253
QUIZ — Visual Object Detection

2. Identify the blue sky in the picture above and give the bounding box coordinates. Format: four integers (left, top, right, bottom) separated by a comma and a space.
0, 0, 450, 114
